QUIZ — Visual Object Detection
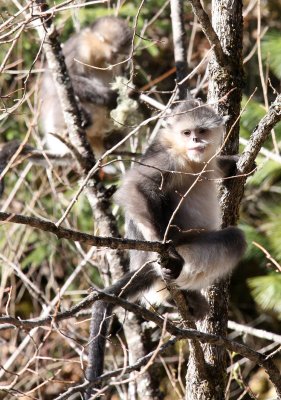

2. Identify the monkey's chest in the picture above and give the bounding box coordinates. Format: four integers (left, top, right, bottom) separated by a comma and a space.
170, 183, 221, 231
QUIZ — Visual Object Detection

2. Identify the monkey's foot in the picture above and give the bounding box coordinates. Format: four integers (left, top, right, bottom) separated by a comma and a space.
161, 250, 184, 281
184, 291, 209, 320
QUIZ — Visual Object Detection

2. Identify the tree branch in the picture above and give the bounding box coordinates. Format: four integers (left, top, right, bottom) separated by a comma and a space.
238, 93, 281, 174
0, 211, 171, 254
187, 0, 226, 66
1, 290, 280, 398
170, 0, 189, 99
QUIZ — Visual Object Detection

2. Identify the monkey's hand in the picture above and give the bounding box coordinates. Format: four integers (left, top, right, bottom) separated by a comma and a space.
217, 154, 239, 177
217, 154, 256, 178
161, 248, 184, 281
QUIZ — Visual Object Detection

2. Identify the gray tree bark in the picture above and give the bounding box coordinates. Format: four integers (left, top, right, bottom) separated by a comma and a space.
186, 0, 244, 399
34, 2, 158, 398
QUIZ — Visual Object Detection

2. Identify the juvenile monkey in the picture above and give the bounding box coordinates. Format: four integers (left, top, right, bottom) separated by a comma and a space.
0, 17, 133, 194
85, 100, 246, 395
40, 16, 133, 155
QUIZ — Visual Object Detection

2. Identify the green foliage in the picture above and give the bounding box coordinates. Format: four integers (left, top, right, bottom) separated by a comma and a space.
241, 224, 270, 264
263, 208, 281, 262
262, 30, 281, 79
248, 273, 281, 317
240, 97, 266, 139
21, 239, 51, 269
247, 159, 281, 188
240, 97, 281, 146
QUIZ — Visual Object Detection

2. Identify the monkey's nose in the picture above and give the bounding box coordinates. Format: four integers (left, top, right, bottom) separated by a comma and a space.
192, 137, 198, 142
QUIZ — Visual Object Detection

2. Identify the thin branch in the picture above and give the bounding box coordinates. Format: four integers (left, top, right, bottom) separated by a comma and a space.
238, 94, 281, 175
170, 0, 189, 99
1, 290, 280, 397
228, 320, 281, 344
188, 0, 226, 66
0, 211, 170, 254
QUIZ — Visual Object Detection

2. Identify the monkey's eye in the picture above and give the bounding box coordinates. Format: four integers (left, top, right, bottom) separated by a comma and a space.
182, 130, 191, 136
199, 128, 208, 134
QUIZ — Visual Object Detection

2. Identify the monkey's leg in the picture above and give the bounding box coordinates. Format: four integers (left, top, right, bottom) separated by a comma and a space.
175, 227, 246, 291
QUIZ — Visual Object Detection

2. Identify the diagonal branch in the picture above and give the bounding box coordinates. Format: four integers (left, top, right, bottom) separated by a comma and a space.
187, 0, 226, 66
238, 93, 281, 174
220, 93, 281, 226
1, 290, 280, 398
34, 0, 96, 172
0, 211, 170, 254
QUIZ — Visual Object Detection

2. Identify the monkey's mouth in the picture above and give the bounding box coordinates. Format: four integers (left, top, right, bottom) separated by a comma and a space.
188, 144, 206, 152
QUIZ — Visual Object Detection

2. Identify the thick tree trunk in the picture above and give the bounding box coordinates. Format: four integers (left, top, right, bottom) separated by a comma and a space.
186, 0, 244, 399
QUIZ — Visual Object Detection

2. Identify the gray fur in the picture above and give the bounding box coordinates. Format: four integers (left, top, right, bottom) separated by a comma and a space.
85, 101, 246, 396
40, 17, 132, 155
114, 101, 246, 303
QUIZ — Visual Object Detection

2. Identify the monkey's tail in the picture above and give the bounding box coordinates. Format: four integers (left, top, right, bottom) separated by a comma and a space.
85, 300, 112, 398
84, 263, 158, 399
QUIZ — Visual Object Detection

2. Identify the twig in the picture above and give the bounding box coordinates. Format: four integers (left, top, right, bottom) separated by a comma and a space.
228, 320, 281, 344
2, 290, 280, 397
188, 0, 226, 66
252, 241, 281, 272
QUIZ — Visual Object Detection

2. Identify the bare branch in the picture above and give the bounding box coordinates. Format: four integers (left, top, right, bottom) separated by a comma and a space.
188, 0, 226, 66
1, 290, 280, 398
228, 320, 281, 344
170, 0, 189, 99
238, 94, 281, 174
0, 211, 170, 254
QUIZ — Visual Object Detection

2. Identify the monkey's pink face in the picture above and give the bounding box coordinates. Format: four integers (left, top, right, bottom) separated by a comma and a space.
179, 127, 220, 163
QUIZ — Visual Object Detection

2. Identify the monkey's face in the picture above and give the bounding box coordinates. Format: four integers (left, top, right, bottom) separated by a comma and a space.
179, 126, 222, 163
161, 123, 223, 165
161, 102, 225, 166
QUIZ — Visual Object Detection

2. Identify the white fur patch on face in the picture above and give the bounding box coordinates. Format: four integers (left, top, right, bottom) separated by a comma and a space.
160, 120, 225, 167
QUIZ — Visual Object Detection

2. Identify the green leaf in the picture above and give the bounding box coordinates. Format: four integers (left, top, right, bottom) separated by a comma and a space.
21, 244, 50, 269
247, 159, 281, 187
262, 30, 281, 79
240, 97, 266, 139
248, 273, 281, 316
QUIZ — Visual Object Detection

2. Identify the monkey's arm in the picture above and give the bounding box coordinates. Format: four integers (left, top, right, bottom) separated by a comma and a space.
115, 155, 185, 280
71, 75, 118, 108
115, 165, 167, 241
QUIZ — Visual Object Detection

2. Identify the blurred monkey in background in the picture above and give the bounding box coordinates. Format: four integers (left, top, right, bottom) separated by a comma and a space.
40, 16, 133, 156
0, 17, 133, 194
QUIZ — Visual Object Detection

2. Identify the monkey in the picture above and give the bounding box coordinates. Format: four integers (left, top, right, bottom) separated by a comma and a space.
40, 16, 133, 156
0, 17, 133, 195
84, 99, 247, 397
